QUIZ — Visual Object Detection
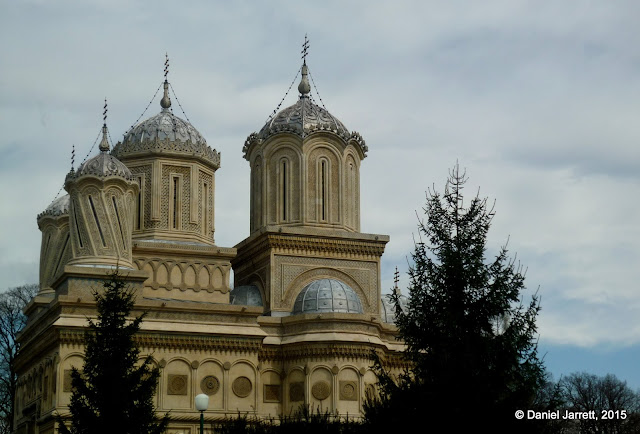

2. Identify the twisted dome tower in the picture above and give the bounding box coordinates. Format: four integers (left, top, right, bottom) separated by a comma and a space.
64, 111, 139, 269
37, 194, 71, 294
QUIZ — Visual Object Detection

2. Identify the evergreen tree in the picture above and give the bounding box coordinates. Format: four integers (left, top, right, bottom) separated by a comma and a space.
58, 271, 168, 434
365, 165, 546, 432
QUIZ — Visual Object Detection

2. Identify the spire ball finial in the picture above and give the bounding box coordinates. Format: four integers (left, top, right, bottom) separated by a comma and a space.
161, 54, 172, 110
160, 81, 171, 109
298, 36, 311, 96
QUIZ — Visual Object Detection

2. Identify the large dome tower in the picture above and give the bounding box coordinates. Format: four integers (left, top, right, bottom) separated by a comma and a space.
233, 43, 388, 318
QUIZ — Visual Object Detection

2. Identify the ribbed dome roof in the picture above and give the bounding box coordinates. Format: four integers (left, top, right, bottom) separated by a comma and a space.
112, 81, 219, 168
243, 62, 368, 160
76, 152, 132, 179
37, 194, 70, 220
257, 97, 350, 141
70, 125, 132, 180
121, 109, 206, 146
292, 279, 363, 315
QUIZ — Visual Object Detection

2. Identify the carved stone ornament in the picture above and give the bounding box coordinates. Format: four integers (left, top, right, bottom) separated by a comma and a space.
263, 384, 281, 403
167, 374, 188, 395
289, 382, 304, 402
339, 381, 358, 401
200, 375, 220, 395
311, 381, 331, 401
232, 376, 252, 398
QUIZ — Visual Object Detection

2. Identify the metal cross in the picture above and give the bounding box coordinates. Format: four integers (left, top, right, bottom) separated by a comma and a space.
394, 266, 400, 290
301, 35, 309, 63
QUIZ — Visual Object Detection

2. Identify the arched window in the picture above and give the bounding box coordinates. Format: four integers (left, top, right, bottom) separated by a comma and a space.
279, 158, 289, 222
319, 158, 329, 222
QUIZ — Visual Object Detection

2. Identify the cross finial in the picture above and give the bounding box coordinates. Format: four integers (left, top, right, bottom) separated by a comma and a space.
71, 144, 75, 171
393, 266, 400, 295
164, 53, 169, 81
301, 34, 309, 64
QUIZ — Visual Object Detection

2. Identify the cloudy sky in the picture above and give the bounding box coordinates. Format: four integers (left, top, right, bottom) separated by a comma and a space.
1, 1, 639, 388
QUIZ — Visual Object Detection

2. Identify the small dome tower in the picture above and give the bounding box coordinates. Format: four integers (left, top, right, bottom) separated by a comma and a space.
64, 103, 139, 268
112, 56, 220, 245
36, 194, 71, 294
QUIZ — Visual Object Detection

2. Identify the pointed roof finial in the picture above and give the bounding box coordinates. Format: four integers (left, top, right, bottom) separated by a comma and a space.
393, 266, 401, 296
71, 144, 75, 172
298, 35, 311, 96
98, 98, 110, 153
161, 53, 172, 110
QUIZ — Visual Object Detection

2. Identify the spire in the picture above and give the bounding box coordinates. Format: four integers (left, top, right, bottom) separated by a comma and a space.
98, 98, 110, 152
298, 35, 311, 97
160, 53, 172, 110
70, 144, 75, 172
393, 266, 401, 296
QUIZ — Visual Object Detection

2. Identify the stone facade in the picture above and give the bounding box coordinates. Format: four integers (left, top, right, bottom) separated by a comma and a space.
13, 58, 404, 434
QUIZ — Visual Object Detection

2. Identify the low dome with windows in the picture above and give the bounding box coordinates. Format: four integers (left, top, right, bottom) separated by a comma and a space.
292, 278, 363, 315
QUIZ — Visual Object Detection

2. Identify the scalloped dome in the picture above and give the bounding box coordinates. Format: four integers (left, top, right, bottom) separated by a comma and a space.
38, 194, 70, 220
292, 279, 363, 315
76, 152, 132, 179
123, 108, 206, 146
112, 108, 219, 168
258, 97, 350, 141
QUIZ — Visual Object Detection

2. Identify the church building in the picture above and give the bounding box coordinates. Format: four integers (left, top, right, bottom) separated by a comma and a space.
13, 49, 405, 434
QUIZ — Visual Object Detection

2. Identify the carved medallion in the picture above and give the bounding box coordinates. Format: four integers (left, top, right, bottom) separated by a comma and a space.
289, 382, 304, 402
264, 384, 281, 403
311, 381, 331, 400
232, 376, 252, 398
167, 374, 188, 395
339, 381, 357, 401
200, 375, 220, 396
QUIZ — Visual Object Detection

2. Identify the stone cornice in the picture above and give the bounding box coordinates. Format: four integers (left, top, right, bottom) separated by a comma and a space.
234, 228, 388, 264
58, 329, 263, 353
133, 240, 236, 259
